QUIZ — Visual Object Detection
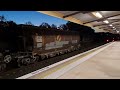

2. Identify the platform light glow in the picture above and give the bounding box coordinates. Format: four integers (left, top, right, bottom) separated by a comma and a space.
113, 28, 116, 30
117, 31, 119, 33
92, 12, 103, 18
109, 24, 112, 26
103, 20, 109, 24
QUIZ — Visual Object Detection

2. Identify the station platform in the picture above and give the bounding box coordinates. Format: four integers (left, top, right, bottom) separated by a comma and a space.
17, 41, 120, 79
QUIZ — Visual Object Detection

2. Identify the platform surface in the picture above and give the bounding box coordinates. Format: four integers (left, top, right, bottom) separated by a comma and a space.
27, 42, 120, 79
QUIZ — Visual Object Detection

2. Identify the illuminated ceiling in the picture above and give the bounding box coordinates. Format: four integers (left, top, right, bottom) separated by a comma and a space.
38, 11, 120, 34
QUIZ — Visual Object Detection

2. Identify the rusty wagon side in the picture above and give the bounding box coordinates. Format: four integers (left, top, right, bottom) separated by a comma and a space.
0, 25, 81, 70
31, 28, 81, 59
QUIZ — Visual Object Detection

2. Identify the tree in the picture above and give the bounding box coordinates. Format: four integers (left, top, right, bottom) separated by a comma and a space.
0, 15, 6, 22
0, 16, 8, 28
58, 24, 68, 30
51, 24, 57, 29
39, 22, 51, 29
7, 21, 16, 25
66, 21, 95, 33
25, 21, 34, 26
66, 21, 95, 42
66, 21, 80, 31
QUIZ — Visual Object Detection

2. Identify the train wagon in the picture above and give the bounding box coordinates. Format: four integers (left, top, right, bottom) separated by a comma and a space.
32, 28, 81, 59
0, 25, 81, 70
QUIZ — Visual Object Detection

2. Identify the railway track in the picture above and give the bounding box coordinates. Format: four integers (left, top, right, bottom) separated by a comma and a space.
0, 42, 106, 79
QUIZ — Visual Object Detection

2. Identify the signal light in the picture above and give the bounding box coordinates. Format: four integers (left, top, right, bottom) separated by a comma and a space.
107, 40, 109, 42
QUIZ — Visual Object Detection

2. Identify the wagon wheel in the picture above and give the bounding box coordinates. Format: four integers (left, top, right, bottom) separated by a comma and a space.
35, 55, 39, 61
17, 62, 21, 67
0, 65, 2, 71
31, 57, 36, 63
17, 58, 22, 67
4, 55, 12, 63
65, 50, 68, 54
22, 58, 31, 65
1, 63, 6, 70
41, 55, 45, 60
0, 63, 6, 71
31, 55, 39, 63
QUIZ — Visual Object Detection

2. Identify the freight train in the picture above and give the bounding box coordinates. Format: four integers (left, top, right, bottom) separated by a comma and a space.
0, 22, 119, 71
0, 24, 81, 71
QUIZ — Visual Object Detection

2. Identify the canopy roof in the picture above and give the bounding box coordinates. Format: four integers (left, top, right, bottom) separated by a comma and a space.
38, 11, 120, 34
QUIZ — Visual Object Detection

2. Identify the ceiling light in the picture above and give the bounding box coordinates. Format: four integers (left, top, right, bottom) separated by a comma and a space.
117, 31, 119, 33
103, 20, 109, 24
113, 28, 116, 30
109, 24, 112, 26
92, 12, 103, 18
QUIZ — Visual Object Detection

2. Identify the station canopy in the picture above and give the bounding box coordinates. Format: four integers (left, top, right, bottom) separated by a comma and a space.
38, 11, 120, 34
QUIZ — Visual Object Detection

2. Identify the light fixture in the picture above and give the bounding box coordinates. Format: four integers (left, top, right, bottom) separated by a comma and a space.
117, 31, 119, 33
113, 28, 116, 30
92, 12, 103, 18
113, 27, 115, 28
109, 24, 112, 26
103, 20, 109, 24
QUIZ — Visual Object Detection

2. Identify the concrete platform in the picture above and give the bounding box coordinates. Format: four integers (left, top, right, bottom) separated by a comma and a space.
18, 41, 120, 79
58, 41, 120, 79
